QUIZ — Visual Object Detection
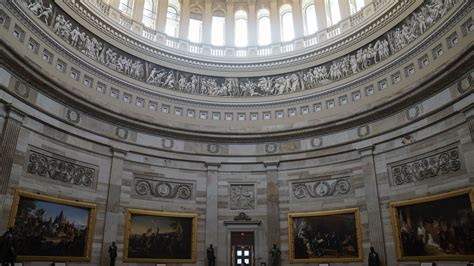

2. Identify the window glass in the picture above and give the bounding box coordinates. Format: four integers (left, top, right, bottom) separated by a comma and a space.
304, 4, 317, 35
257, 9, 271, 45
280, 5, 294, 42
142, 0, 155, 28
119, 0, 133, 16
235, 10, 248, 47
211, 14, 225, 46
188, 18, 202, 42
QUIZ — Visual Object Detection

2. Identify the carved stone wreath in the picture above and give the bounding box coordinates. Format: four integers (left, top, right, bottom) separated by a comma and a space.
292, 178, 351, 199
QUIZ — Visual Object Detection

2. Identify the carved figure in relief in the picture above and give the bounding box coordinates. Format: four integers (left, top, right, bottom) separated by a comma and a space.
163, 71, 175, 89
70, 27, 82, 47
37, 3, 52, 24
190, 75, 199, 94
53, 15, 65, 34
28, 0, 43, 15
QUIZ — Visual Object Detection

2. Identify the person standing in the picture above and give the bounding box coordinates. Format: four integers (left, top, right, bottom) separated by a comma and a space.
108, 242, 117, 266
368, 246, 380, 266
207, 244, 216, 266
0, 227, 16, 266
269, 244, 281, 266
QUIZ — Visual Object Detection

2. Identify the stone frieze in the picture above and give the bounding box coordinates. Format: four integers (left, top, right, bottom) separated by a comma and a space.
26, 146, 97, 188
292, 177, 351, 199
389, 146, 461, 186
134, 176, 193, 200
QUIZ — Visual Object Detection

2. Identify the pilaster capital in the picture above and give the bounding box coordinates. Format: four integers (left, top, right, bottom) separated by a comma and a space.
263, 161, 280, 170
4, 103, 26, 123
206, 162, 221, 170
110, 147, 128, 158
358, 146, 374, 157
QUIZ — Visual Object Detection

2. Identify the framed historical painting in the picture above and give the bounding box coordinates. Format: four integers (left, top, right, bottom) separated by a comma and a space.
8, 190, 96, 261
391, 187, 474, 261
288, 208, 363, 263
123, 208, 198, 263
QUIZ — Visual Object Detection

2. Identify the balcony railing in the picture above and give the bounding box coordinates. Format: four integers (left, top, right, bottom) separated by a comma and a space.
81, 0, 398, 60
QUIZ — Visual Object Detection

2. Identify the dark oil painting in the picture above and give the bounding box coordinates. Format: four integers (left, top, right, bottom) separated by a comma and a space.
9, 192, 95, 261
125, 211, 196, 263
289, 208, 362, 262
393, 191, 474, 260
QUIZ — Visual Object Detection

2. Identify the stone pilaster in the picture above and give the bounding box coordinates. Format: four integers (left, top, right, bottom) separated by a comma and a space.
157, 0, 169, 32
100, 148, 127, 266
202, 0, 212, 44
179, 0, 190, 40
359, 147, 387, 265
225, 2, 235, 46
247, 0, 257, 46
264, 161, 280, 262
292, 0, 304, 38
205, 162, 220, 262
338, 0, 352, 19
314, 0, 328, 30
270, 1, 281, 43
132, 0, 144, 23
0, 103, 25, 214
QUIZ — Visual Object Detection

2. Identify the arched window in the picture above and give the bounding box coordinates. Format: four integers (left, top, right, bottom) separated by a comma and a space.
118, 0, 133, 16
280, 4, 294, 42
165, 0, 180, 37
142, 0, 156, 28
303, 1, 317, 35
234, 10, 248, 47
349, 0, 365, 14
325, 0, 341, 26
211, 10, 225, 46
188, 7, 203, 43
257, 9, 271, 46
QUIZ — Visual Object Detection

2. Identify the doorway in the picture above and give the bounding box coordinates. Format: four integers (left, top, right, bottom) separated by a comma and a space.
231, 231, 254, 266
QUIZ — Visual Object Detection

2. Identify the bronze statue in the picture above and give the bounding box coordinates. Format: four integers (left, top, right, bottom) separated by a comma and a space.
108, 242, 117, 266
368, 246, 380, 266
0, 227, 16, 266
269, 244, 281, 266
207, 244, 216, 266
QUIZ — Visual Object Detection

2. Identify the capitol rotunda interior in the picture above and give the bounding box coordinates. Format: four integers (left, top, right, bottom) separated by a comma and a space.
0, 0, 473, 265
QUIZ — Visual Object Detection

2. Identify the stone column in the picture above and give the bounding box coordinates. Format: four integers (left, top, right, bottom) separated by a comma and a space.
132, 0, 144, 23
338, 0, 352, 19
270, 1, 281, 43
100, 148, 127, 266
225, 2, 235, 46
202, 0, 213, 44
359, 147, 387, 265
157, 0, 169, 32
205, 162, 220, 261
179, 0, 190, 40
247, 0, 257, 46
110, 0, 121, 11
264, 161, 281, 262
0, 104, 25, 217
292, 0, 304, 38
314, 0, 328, 30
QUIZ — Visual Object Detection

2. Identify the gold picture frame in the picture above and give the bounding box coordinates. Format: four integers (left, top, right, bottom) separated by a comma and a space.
8, 190, 96, 261
390, 187, 474, 261
288, 208, 363, 263
123, 208, 198, 263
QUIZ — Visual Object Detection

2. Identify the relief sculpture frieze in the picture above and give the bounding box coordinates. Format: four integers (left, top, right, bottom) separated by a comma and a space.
229, 184, 255, 210
17, 0, 458, 97
389, 146, 461, 186
134, 175, 194, 200
292, 177, 351, 199
26, 146, 98, 188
